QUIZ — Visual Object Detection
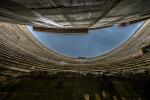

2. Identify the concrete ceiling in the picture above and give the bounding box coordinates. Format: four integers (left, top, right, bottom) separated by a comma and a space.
0, 0, 150, 30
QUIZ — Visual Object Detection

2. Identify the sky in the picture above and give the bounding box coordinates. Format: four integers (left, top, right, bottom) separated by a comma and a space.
27, 22, 143, 58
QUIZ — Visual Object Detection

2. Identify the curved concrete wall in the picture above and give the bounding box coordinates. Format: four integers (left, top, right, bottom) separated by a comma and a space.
0, 22, 150, 76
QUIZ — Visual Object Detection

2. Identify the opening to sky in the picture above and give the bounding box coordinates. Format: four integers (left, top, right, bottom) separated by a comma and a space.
28, 22, 143, 58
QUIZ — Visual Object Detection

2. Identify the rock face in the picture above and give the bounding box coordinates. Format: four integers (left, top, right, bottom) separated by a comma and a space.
0, 71, 150, 100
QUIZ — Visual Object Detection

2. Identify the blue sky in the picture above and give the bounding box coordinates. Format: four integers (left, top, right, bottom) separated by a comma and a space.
28, 22, 143, 58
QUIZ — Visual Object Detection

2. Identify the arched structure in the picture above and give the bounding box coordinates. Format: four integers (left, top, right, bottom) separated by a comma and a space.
0, 0, 150, 78
0, 21, 150, 77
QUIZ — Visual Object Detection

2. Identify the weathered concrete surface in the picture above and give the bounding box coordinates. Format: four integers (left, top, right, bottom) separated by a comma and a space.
0, 20, 149, 76
0, 0, 150, 30
0, 0, 150, 77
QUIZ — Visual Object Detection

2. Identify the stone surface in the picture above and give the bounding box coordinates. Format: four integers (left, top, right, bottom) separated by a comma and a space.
0, 0, 150, 76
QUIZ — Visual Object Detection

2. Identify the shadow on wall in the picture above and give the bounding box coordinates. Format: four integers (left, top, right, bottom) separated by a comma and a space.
142, 45, 150, 53
0, 71, 150, 100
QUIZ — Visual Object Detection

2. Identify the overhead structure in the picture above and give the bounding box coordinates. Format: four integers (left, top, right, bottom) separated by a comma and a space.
0, 0, 150, 31
0, 0, 150, 78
